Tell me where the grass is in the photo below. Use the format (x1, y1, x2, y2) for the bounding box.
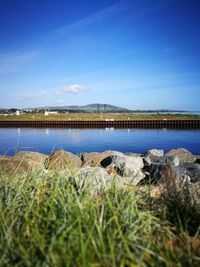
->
(0, 169, 200, 266)
(153, 165, 200, 235)
(0, 112, 200, 121)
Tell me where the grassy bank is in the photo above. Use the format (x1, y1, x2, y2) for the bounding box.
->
(0, 113, 200, 121)
(0, 170, 199, 266)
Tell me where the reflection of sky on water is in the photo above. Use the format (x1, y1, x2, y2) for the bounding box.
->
(0, 128, 200, 156)
(45, 128, 49, 135)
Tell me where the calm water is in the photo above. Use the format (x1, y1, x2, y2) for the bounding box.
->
(0, 127, 200, 156)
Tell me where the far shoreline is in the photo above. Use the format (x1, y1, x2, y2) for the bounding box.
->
(0, 117, 200, 129)
(0, 113, 200, 122)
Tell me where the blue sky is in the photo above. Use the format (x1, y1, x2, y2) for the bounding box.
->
(0, 0, 200, 110)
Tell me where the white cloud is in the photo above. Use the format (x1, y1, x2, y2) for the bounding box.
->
(16, 91, 46, 102)
(54, 84, 88, 95)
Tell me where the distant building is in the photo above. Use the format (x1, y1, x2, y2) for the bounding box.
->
(44, 111, 58, 116)
(16, 110, 20, 116)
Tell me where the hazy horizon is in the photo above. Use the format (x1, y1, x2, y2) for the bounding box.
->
(0, 0, 200, 110)
(0, 103, 200, 113)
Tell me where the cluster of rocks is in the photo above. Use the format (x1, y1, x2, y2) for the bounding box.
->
(0, 148, 200, 196)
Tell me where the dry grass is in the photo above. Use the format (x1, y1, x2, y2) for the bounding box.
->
(0, 112, 200, 121)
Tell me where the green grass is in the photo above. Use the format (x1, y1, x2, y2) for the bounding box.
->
(0, 170, 200, 266)
(0, 112, 200, 121)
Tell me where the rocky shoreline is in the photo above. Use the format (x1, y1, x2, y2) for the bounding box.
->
(1, 147, 200, 216)
(0, 148, 200, 195)
(1, 148, 200, 265)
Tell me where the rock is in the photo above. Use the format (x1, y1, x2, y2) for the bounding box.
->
(145, 149, 164, 158)
(178, 162, 200, 183)
(119, 171, 145, 187)
(81, 151, 112, 166)
(142, 159, 189, 186)
(81, 151, 123, 166)
(104, 150, 124, 156)
(149, 155, 179, 166)
(14, 151, 47, 160)
(124, 152, 142, 157)
(77, 165, 143, 194)
(142, 162, 166, 184)
(100, 154, 144, 184)
(76, 166, 115, 195)
(0, 157, 43, 176)
(0, 151, 48, 176)
(47, 150, 82, 171)
(165, 148, 196, 163)
(144, 156, 166, 165)
(100, 156, 113, 168)
(143, 155, 179, 172)
(188, 182, 200, 207)
(143, 156, 152, 168)
(14, 151, 48, 169)
(195, 156, 200, 164)
(81, 152, 104, 166)
(165, 156, 179, 167)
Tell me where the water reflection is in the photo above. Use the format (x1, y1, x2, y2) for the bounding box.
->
(0, 127, 199, 156)
(105, 127, 115, 131)
(45, 128, 49, 135)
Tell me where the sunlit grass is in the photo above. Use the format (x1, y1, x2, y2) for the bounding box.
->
(0, 169, 200, 266)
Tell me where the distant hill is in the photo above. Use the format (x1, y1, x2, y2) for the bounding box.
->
(2, 104, 191, 114)
(42, 103, 129, 112)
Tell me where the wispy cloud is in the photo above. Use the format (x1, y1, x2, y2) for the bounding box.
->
(16, 91, 46, 102)
(54, 84, 88, 95)
(0, 50, 39, 75)
(48, 0, 133, 39)
(47, 0, 174, 40)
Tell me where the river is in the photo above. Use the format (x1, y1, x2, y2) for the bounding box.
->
(0, 127, 200, 156)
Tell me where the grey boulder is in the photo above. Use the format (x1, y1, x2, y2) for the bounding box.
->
(145, 149, 164, 158)
(165, 148, 196, 163)
(178, 162, 200, 183)
(101, 154, 144, 184)
(143, 160, 190, 186)
(76, 166, 115, 195)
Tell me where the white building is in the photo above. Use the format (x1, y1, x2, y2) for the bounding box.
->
(44, 111, 58, 116)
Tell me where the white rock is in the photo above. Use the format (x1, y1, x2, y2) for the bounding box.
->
(146, 149, 164, 157)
